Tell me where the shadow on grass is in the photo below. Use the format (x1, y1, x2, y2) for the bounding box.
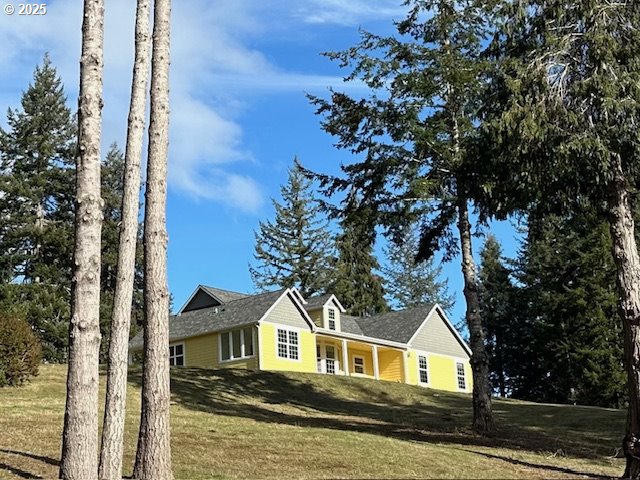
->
(0, 449, 58, 480)
(458, 449, 613, 479)
(128, 367, 623, 469)
(0, 462, 41, 479)
(0, 450, 59, 467)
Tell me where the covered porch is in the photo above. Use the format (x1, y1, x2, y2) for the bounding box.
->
(315, 334, 406, 382)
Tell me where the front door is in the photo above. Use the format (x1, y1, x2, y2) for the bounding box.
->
(325, 345, 336, 374)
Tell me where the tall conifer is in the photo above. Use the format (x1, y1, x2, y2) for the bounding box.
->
(250, 161, 333, 297)
(308, 0, 497, 431)
(481, 0, 640, 470)
(382, 226, 453, 311)
(0, 57, 76, 361)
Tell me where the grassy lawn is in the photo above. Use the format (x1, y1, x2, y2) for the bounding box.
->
(0, 364, 626, 479)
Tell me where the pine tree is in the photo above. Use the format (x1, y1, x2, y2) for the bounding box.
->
(308, 0, 497, 432)
(480, 0, 640, 470)
(478, 234, 518, 398)
(0, 56, 76, 361)
(382, 225, 453, 311)
(508, 212, 625, 408)
(100, 0, 151, 475)
(250, 161, 333, 297)
(133, 0, 173, 476)
(60, 0, 105, 477)
(99, 145, 145, 361)
(332, 208, 388, 316)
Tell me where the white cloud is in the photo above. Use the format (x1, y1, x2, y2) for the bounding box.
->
(0, 0, 399, 213)
(290, 0, 406, 25)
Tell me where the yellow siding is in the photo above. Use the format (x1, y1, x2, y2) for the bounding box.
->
(177, 329, 259, 370)
(406, 350, 472, 393)
(182, 334, 216, 368)
(259, 322, 316, 373)
(378, 349, 404, 382)
(349, 348, 373, 376)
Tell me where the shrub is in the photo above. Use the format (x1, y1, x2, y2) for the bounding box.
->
(0, 314, 42, 387)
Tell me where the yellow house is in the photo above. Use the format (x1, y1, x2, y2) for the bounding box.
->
(128, 285, 473, 393)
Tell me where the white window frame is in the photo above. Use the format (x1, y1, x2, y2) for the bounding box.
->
(275, 326, 301, 362)
(169, 342, 185, 367)
(327, 308, 336, 330)
(353, 355, 365, 375)
(417, 354, 429, 385)
(456, 361, 467, 391)
(218, 327, 256, 363)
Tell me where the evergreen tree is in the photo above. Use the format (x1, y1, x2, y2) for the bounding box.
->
(509, 212, 625, 408)
(332, 207, 388, 316)
(100, 145, 144, 361)
(382, 225, 453, 311)
(0, 56, 76, 362)
(250, 161, 333, 297)
(60, 0, 106, 473)
(480, 0, 640, 470)
(307, 0, 497, 431)
(100, 1, 151, 474)
(478, 234, 518, 397)
(134, 0, 174, 475)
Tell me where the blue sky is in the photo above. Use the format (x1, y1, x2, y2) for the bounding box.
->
(0, 0, 521, 325)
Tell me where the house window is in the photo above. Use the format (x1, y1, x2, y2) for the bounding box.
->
(328, 308, 336, 330)
(169, 343, 184, 366)
(456, 362, 466, 390)
(325, 345, 336, 374)
(220, 327, 255, 362)
(277, 328, 299, 360)
(418, 355, 429, 384)
(353, 356, 365, 374)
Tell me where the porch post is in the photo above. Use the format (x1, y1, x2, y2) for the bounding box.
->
(372, 344, 379, 380)
(403, 351, 409, 384)
(342, 339, 349, 376)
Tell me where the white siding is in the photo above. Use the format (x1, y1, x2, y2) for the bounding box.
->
(262, 293, 312, 330)
(409, 310, 469, 358)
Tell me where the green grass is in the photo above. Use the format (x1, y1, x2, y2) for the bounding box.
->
(0, 365, 626, 479)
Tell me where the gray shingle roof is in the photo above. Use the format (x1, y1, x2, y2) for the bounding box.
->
(340, 314, 364, 335)
(129, 288, 287, 351)
(200, 285, 249, 303)
(353, 304, 435, 344)
(303, 293, 333, 310)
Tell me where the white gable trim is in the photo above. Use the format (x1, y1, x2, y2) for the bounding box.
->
(289, 287, 307, 305)
(406, 304, 472, 357)
(177, 285, 218, 314)
(257, 289, 316, 332)
(325, 294, 346, 313)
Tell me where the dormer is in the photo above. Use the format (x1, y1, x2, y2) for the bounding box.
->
(303, 293, 346, 331)
(179, 285, 249, 313)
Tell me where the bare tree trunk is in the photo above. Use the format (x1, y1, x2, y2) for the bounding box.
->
(98, 1, 152, 478)
(458, 196, 494, 434)
(59, 1, 104, 479)
(133, 0, 173, 477)
(606, 154, 640, 479)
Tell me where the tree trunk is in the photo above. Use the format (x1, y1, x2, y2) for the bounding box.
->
(458, 196, 495, 433)
(59, 1, 104, 479)
(98, 1, 151, 479)
(606, 153, 640, 479)
(133, 0, 173, 477)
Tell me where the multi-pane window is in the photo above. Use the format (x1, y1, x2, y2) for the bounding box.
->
(220, 327, 255, 361)
(328, 308, 336, 330)
(277, 328, 299, 360)
(169, 344, 184, 366)
(456, 362, 466, 390)
(353, 356, 364, 374)
(418, 355, 429, 384)
(325, 345, 336, 374)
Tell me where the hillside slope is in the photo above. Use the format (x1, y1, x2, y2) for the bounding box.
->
(0, 365, 625, 479)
